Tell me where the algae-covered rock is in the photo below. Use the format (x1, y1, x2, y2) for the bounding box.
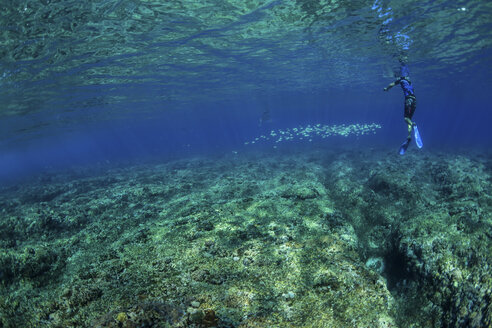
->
(0, 148, 490, 327)
(94, 301, 185, 327)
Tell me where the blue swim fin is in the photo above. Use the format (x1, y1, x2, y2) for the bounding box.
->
(399, 139, 411, 155)
(414, 124, 423, 148)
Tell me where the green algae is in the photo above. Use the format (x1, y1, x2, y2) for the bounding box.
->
(0, 148, 491, 327)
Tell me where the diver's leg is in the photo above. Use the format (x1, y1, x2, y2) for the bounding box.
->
(405, 118, 412, 137)
(404, 97, 416, 139)
(404, 101, 412, 139)
(404, 118, 413, 139)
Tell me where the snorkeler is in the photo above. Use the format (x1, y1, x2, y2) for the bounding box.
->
(383, 63, 419, 154)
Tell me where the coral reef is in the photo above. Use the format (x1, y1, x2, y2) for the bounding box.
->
(0, 147, 490, 327)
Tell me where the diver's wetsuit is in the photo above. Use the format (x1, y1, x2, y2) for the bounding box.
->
(398, 77, 416, 121)
(384, 72, 417, 140)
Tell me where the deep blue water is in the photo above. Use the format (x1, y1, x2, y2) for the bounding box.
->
(0, 0, 491, 184)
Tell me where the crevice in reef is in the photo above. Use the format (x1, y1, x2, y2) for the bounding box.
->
(382, 232, 415, 290)
(372, 229, 436, 328)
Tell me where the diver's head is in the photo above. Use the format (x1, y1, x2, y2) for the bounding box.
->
(399, 64, 410, 78)
(398, 52, 409, 64)
(393, 70, 411, 82)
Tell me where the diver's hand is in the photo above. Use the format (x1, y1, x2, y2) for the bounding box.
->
(383, 87, 388, 92)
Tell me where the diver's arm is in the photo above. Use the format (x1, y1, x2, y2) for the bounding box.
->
(383, 78, 401, 91)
